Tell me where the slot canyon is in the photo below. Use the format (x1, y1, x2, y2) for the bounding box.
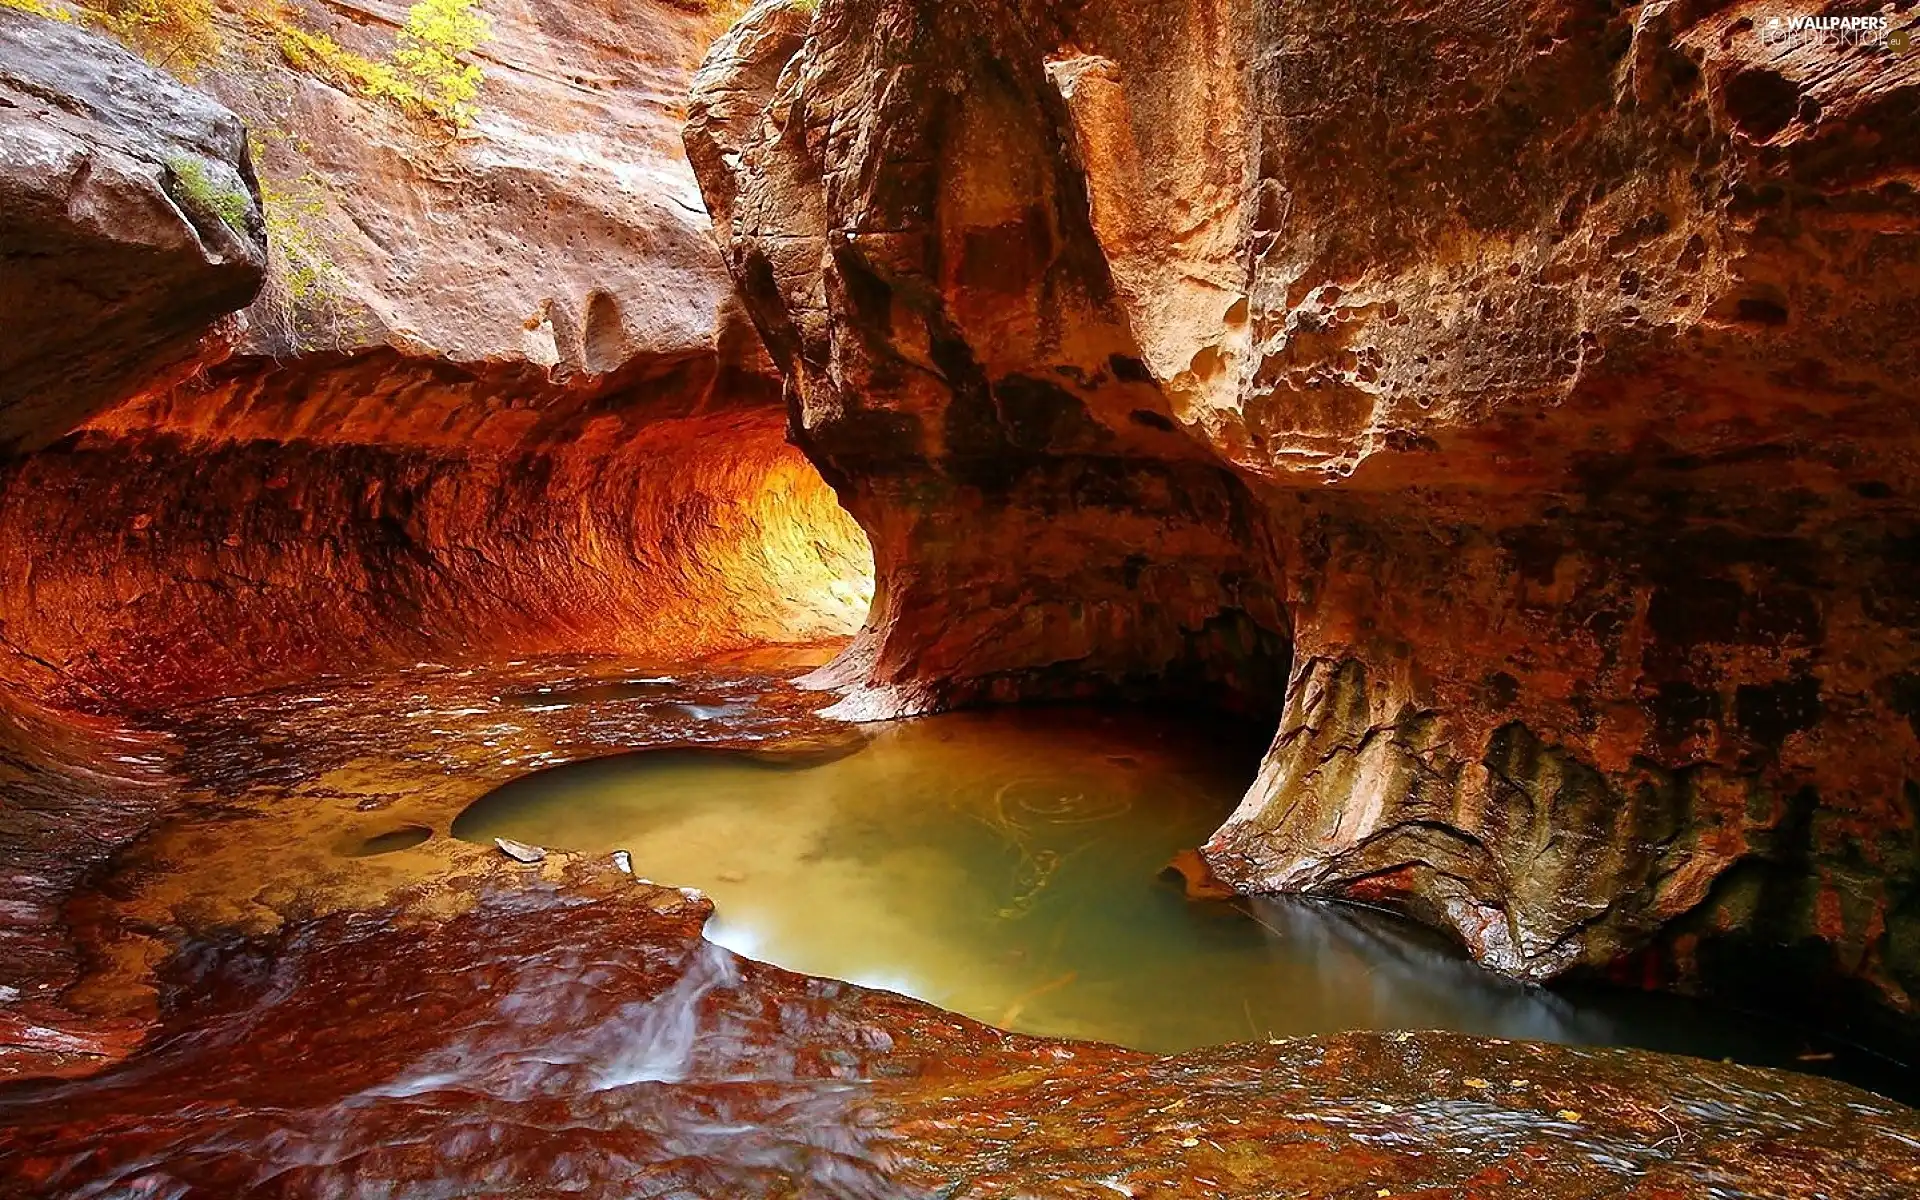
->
(2, 0, 1919, 1193)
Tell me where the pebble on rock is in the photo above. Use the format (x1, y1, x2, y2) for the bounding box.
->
(494, 837, 546, 864)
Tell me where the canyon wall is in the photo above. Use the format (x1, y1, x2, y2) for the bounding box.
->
(690, 0, 1920, 1025)
(0, 0, 871, 712)
(687, 0, 1292, 721)
(0, 1, 876, 1069)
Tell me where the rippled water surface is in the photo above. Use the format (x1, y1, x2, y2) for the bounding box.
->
(454, 707, 1873, 1069)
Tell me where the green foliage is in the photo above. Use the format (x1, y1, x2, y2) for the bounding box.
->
(2, 0, 221, 74)
(11, 1, 495, 135)
(789, 0, 818, 12)
(395, 0, 491, 131)
(97, 0, 221, 73)
(259, 171, 334, 303)
(166, 153, 252, 234)
(272, 21, 418, 110)
(263, 0, 491, 132)
(249, 139, 362, 352)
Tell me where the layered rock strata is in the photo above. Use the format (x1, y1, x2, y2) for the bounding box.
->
(0, 4, 869, 1067)
(1, 395, 870, 710)
(688, 0, 1920, 1025)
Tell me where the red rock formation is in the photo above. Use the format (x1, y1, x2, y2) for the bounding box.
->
(0, 686, 163, 1078)
(687, 0, 1291, 722)
(0, 398, 870, 709)
(200, 0, 760, 382)
(0, 0, 874, 711)
(3, 867, 1917, 1196)
(687, 0, 1920, 1025)
(0, 0, 873, 1068)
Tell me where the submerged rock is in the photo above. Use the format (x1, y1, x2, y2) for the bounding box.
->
(1163, 848, 1236, 901)
(0, 8, 265, 455)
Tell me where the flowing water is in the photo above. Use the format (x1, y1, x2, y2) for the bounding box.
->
(452, 705, 1884, 1076)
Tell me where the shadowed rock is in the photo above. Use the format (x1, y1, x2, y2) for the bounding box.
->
(0, 9, 265, 455)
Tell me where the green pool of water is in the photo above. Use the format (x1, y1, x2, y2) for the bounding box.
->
(451, 706, 1886, 1073)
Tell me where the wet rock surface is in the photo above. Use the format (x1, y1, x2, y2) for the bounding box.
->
(0, 654, 1914, 1193)
(0, 9, 266, 455)
(0, 652, 853, 1077)
(1, 0, 1917, 1190)
(689, 0, 1920, 1024)
(0, 690, 169, 1079)
(1, 869, 1916, 1198)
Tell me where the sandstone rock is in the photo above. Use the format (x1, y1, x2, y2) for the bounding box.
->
(688, 0, 1920, 1030)
(200, 0, 770, 400)
(1162, 847, 1235, 901)
(2, 884, 1915, 1194)
(0, 8, 265, 456)
(0, 1, 872, 711)
(688, 0, 1291, 723)
(0, 405, 872, 708)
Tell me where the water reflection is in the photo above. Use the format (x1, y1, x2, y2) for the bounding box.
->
(453, 706, 1879, 1077)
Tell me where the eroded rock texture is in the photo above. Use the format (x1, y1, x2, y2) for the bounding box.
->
(0, 10, 266, 455)
(688, 0, 1291, 721)
(0, 0, 872, 712)
(209, 0, 758, 384)
(689, 0, 1920, 1023)
(2, 395, 869, 710)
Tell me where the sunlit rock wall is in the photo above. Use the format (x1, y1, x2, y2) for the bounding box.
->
(0, 1, 878, 1071)
(687, 0, 1292, 722)
(689, 0, 1920, 1021)
(0, 0, 873, 711)
(1, 397, 870, 710)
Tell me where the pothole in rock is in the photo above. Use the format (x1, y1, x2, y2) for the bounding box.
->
(452, 704, 1885, 1085)
(341, 824, 434, 858)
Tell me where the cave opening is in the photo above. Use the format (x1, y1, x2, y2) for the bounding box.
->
(0, 408, 878, 709)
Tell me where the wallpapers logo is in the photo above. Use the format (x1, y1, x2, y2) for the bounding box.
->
(1758, 12, 1909, 52)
